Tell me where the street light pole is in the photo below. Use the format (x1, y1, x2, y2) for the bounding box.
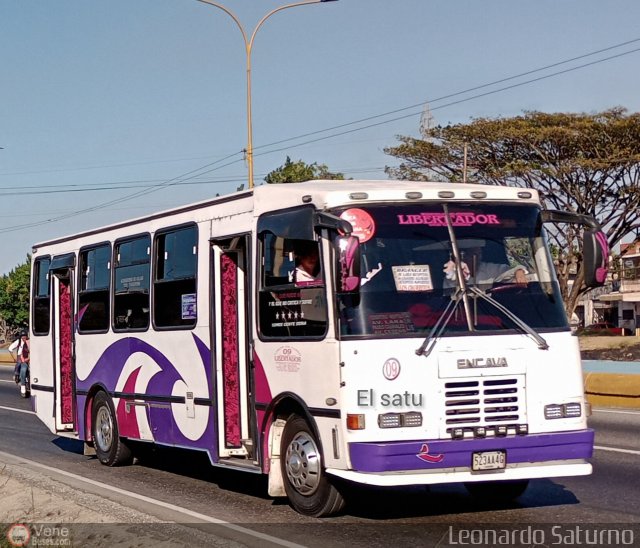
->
(195, 0, 337, 189)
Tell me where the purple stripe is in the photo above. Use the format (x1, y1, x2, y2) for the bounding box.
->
(349, 430, 594, 472)
(77, 334, 217, 458)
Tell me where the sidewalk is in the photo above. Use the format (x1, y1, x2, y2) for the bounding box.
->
(0, 454, 236, 547)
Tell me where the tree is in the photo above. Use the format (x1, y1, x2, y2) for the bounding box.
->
(0, 255, 31, 336)
(384, 108, 640, 314)
(264, 156, 344, 185)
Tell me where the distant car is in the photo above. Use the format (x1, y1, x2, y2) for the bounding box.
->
(579, 322, 629, 336)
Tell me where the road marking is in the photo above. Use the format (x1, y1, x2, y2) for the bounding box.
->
(0, 449, 304, 548)
(0, 404, 35, 415)
(0, 379, 17, 384)
(594, 445, 640, 456)
(593, 408, 640, 416)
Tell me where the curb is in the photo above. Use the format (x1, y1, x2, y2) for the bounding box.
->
(583, 372, 640, 409)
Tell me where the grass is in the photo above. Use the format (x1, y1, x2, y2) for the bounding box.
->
(578, 335, 640, 351)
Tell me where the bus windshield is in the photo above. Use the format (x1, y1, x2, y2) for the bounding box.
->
(334, 203, 567, 338)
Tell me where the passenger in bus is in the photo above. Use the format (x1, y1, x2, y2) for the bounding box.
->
(294, 241, 323, 286)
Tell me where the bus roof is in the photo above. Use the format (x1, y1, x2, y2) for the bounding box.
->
(32, 179, 539, 250)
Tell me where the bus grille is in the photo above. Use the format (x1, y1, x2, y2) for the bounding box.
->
(442, 376, 525, 437)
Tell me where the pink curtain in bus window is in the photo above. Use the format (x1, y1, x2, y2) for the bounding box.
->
(221, 253, 241, 447)
(59, 281, 74, 425)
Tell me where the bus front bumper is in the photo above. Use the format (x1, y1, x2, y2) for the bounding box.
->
(326, 429, 593, 487)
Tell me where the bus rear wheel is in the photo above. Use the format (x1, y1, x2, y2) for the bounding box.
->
(465, 479, 529, 501)
(91, 391, 133, 466)
(281, 415, 345, 517)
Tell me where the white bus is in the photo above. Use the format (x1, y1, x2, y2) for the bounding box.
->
(29, 180, 608, 517)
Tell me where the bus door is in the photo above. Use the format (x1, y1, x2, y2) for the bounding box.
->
(211, 236, 255, 461)
(50, 254, 76, 432)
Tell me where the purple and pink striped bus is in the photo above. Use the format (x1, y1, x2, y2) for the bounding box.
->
(29, 180, 607, 516)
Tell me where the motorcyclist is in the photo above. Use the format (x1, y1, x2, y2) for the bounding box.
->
(8, 331, 30, 397)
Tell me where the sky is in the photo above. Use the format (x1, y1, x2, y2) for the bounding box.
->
(1, 0, 640, 275)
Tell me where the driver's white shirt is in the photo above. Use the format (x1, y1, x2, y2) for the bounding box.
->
(474, 262, 510, 285)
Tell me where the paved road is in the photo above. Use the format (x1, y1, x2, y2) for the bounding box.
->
(1, 365, 639, 547)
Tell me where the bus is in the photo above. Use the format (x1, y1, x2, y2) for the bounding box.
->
(29, 180, 608, 517)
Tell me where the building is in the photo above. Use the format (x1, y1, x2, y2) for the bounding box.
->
(591, 238, 640, 333)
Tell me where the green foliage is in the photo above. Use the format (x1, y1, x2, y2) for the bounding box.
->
(0, 255, 31, 331)
(385, 108, 640, 314)
(264, 156, 345, 185)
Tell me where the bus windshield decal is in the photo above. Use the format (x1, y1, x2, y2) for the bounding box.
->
(340, 208, 376, 242)
(397, 213, 500, 226)
(392, 265, 434, 292)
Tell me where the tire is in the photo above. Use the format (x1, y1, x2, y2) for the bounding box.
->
(280, 415, 345, 517)
(91, 391, 133, 466)
(465, 479, 529, 501)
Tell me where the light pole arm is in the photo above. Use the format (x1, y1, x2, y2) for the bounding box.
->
(195, 1, 249, 46)
(195, 0, 335, 189)
(248, 0, 329, 51)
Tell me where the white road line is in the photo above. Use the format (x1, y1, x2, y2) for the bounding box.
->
(593, 408, 640, 415)
(0, 379, 17, 384)
(0, 404, 35, 415)
(594, 445, 640, 456)
(0, 449, 304, 548)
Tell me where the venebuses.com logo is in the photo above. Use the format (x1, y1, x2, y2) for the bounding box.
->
(6, 524, 30, 547)
(5, 523, 71, 547)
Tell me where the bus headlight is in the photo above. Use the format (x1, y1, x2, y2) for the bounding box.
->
(545, 402, 582, 419)
(378, 412, 423, 428)
(563, 402, 582, 418)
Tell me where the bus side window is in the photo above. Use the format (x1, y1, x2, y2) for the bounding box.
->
(153, 225, 197, 329)
(32, 256, 52, 336)
(258, 233, 327, 339)
(78, 244, 111, 333)
(113, 234, 151, 332)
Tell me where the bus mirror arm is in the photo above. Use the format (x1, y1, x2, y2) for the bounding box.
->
(541, 210, 601, 230)
(314, 212, 353, 235)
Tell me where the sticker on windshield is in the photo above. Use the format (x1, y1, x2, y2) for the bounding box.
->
(392, 265, 433, 292)
(340, 208, 375, 243)
(397, 212, 500, 227)
(370, 312, 416, 335)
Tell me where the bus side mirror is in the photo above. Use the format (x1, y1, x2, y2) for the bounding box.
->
(583, 229, 609, 288)
(335, 236, 361, 293)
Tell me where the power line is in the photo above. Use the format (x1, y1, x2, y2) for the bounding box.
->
(1, 39, 639, 232)
(252, 37, 640, 153)
(254, 45, 640, 157)
(0, 151, 245, 234)
(2, 37, 638, 183)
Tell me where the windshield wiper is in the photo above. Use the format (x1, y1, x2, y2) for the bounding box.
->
(415, 289, 464, 357)
(415, 286, 549, 358)
(468, 286, 549, 350)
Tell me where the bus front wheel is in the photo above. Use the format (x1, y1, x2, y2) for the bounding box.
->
(91, 391, 133, 467)
(281, 415, 345, 517)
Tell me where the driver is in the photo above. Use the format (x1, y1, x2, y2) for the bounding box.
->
(444, 240, 527, 287)
(463, 244, 528, 285)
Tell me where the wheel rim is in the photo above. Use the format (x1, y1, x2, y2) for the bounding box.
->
(95, 405, 114, 452)
(284, 431, 321, 496)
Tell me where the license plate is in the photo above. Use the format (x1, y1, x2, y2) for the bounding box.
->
(472, 450, 506, 471)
